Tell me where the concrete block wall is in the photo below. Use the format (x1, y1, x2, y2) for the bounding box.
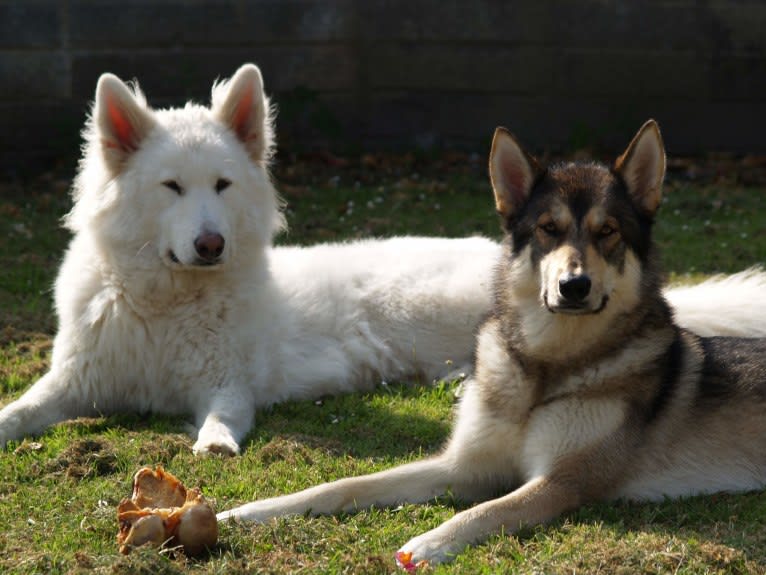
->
(1, 0, 765, 174)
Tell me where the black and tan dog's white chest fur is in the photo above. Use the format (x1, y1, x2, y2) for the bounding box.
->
(218, 121, 766, 565)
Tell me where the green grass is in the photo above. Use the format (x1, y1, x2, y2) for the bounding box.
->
(0, 158, 765, 574)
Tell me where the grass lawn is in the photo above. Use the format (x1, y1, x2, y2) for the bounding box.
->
(0, 154, 765, 574)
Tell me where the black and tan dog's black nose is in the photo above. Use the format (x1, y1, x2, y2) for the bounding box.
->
(559, 273, 591, 302)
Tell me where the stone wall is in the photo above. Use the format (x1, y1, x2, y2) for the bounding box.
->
(2, 0, 765, 173)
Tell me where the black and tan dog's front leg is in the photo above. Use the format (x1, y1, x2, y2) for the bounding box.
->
(218, 457, 457, 522)
(396, 474, 582, 565)
(217, 454, 500, 523)
(396, 408, 630, 566)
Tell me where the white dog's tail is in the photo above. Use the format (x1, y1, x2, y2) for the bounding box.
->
(665, 267, 766, 337)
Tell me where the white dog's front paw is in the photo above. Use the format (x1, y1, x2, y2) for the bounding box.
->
(0, 412, 22, 449)
(193, 426, 240, 456)
(0, 428, 11, 449)
(396, 528, 462, 568)
(192, 437, 240, 456)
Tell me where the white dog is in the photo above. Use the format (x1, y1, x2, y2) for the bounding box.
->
(1, 63, 764, 456)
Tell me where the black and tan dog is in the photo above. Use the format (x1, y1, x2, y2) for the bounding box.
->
(218, 121, 766, 565)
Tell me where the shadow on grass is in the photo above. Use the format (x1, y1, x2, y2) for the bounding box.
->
(244, 382, 454, 460)
(501, 491, 766, 572)
(5, 381, 452, 474)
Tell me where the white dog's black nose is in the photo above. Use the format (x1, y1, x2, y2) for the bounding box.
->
(194, 232, 225, 261)
(559, 273, 591, 302)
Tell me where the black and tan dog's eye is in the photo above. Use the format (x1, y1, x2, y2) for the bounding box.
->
(540, 221, 559, 235)
(215, 178, 231, 194)
(599, 223, 616, 237)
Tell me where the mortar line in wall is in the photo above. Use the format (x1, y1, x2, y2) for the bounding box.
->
(320, 90, 751, 104)
(52, 45, 766, 61)
(4, 92, 757, 106)
(348, 42, 763, 59)
(64, 41, 357, 52)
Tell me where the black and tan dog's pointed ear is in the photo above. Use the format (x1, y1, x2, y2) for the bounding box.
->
(489, 127, 539, 220)
(614, 120, 666, 217)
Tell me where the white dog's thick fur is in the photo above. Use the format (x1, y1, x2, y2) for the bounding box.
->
(664, 268, 766, 337)
(1, 64, 765, 456)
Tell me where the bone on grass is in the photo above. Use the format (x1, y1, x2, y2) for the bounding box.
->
(117, 466, 218, 555)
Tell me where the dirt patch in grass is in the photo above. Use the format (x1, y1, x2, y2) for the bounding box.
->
(136, 434, 193, 466)
(0, 326, 52, 349)
(45, 438, 119, 479)
(0, 328, 52, 396)
(85, 546, 190, 575)
(256, 434, 344, 466)
(697, 541, 755, 572)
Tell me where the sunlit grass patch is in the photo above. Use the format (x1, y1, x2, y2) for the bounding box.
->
(0, 162, 764, 573)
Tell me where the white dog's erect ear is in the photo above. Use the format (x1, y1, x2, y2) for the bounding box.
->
(489, 127, 539, 220)
(94, 73, 154, 171)
(614, 120, 666, 217)
(212, 63, 273, 162)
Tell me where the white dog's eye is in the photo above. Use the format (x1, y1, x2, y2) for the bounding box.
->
(215, 178, 231, 194)
(163, 180, 183, 195)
